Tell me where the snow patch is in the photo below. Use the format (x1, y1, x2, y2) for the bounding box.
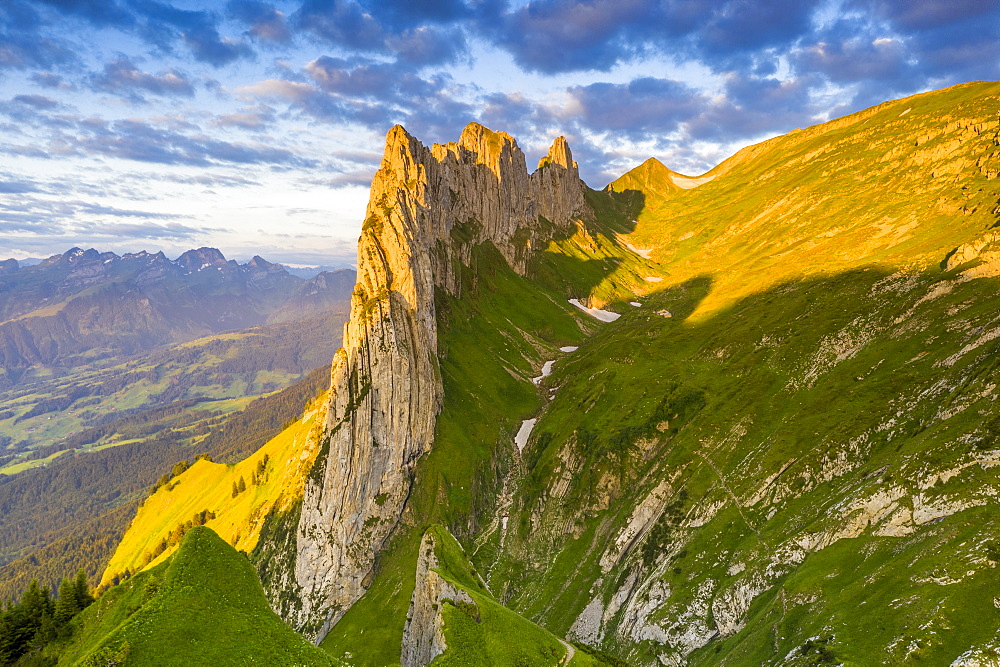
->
(568, 298, 620, 322)
(532, 361, 555, 385)
(899, 107, 912, 117)
(624, 242, 653, 259)
(644, 276, 663, 282)
(514, 419, 537, 453)
(559, 346, 578, 352)
(670, 173, 716, 189)
(629, 302, 642, 307)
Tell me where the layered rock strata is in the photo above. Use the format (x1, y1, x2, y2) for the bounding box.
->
(290, 123, 589, 639)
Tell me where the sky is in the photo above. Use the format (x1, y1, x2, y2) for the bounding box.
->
(0, 0, 997, 267)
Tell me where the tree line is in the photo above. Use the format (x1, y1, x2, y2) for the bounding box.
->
(0, 570, 93, 666)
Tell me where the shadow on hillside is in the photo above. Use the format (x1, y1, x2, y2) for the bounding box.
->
(524, 187, 653, 303)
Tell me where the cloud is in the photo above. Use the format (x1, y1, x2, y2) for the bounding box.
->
(486, 0, 655, 73)
(91, 56, 195, 99)
(30, 71, 73, 89)
(240, 59, 476, 139)
(213, 105, 276, 130)
(6, 0, 254, 68)
(0, 111, 316, 169)
(293, 0, 469, 67)
(0, 175, 44, 194)
(92, 221, 204, 238)
(12, 94, 60, 110)
(226, 0, 291, 42)
(567, 78, 708, 139)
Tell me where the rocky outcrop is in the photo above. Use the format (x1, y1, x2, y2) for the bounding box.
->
(400, 530, 476, 667)
(290, 123, 589, 640)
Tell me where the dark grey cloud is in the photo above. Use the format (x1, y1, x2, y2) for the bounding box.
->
(91, 56, 196, 99)
(226, 0, 291, 42)
(293, 0, 469, 67)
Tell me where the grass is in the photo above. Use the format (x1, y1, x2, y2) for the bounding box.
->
(424, 525, 612, 666)
(80, 81, 1000, 665)
(52, 526, 340, 666)
(102, 394, 328, 586)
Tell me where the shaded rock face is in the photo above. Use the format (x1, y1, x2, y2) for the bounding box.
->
(290, 123, 589, 640)
(399, 531, 475, 667)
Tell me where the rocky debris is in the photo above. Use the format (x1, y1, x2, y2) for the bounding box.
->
(291, 123, 590, 640)
(946, 232, 1000, 277)
(400, 531, 475, 667)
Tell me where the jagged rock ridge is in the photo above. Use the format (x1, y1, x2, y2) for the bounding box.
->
(290, 123, 590, 639)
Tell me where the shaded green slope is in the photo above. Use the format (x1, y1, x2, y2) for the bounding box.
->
(53, 526, 338, 666)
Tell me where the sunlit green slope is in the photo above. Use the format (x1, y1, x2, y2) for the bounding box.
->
(486, 80, 1000, 664)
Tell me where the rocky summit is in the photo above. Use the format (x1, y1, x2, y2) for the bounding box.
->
(24, 81, 1000, 666)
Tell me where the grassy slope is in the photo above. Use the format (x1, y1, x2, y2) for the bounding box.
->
(102, 391, 328, 586)
(424, 525, 607, 667)
(485, 80, 1000, 664)
(53, 526, 339, 666)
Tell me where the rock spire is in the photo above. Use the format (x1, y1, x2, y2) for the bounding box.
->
(289, 122, 589, 640)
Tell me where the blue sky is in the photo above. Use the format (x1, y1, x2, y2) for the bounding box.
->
(0, 0, 997, 266)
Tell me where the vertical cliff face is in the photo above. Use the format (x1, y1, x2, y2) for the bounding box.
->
(289, 123, 589, 640)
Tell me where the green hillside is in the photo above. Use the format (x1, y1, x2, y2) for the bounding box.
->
(50, 526, 339, 666)
(318, 81, 1000, 664)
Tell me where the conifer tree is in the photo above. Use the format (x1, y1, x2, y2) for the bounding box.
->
(74, 569, 94, 609)
(53, 577, 78, 625)
(238, 476, 247, 493)
(232, 481, 239, 497)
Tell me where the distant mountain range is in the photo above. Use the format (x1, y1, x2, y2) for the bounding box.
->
(0, 246, 355, 386)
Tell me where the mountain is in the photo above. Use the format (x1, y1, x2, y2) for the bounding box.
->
(69, 80, 1000, 666)
(0, 247, 354, 606)
(41, 526, 340, 665)
(281, 264, 353, 280)
(0, 246, 353, 387)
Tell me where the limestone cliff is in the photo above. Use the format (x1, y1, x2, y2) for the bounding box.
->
(289, 123, 589, 639)
(400, 530, 476, 667)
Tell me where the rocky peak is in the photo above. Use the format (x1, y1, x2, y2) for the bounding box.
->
(247, 255, 274, 270)
(539, 135, 576, 170)
(175, 247, 227, 272)
(290, 122, 592, 641)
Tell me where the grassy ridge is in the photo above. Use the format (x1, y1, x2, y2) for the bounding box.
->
(53, 526, 339, 666)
